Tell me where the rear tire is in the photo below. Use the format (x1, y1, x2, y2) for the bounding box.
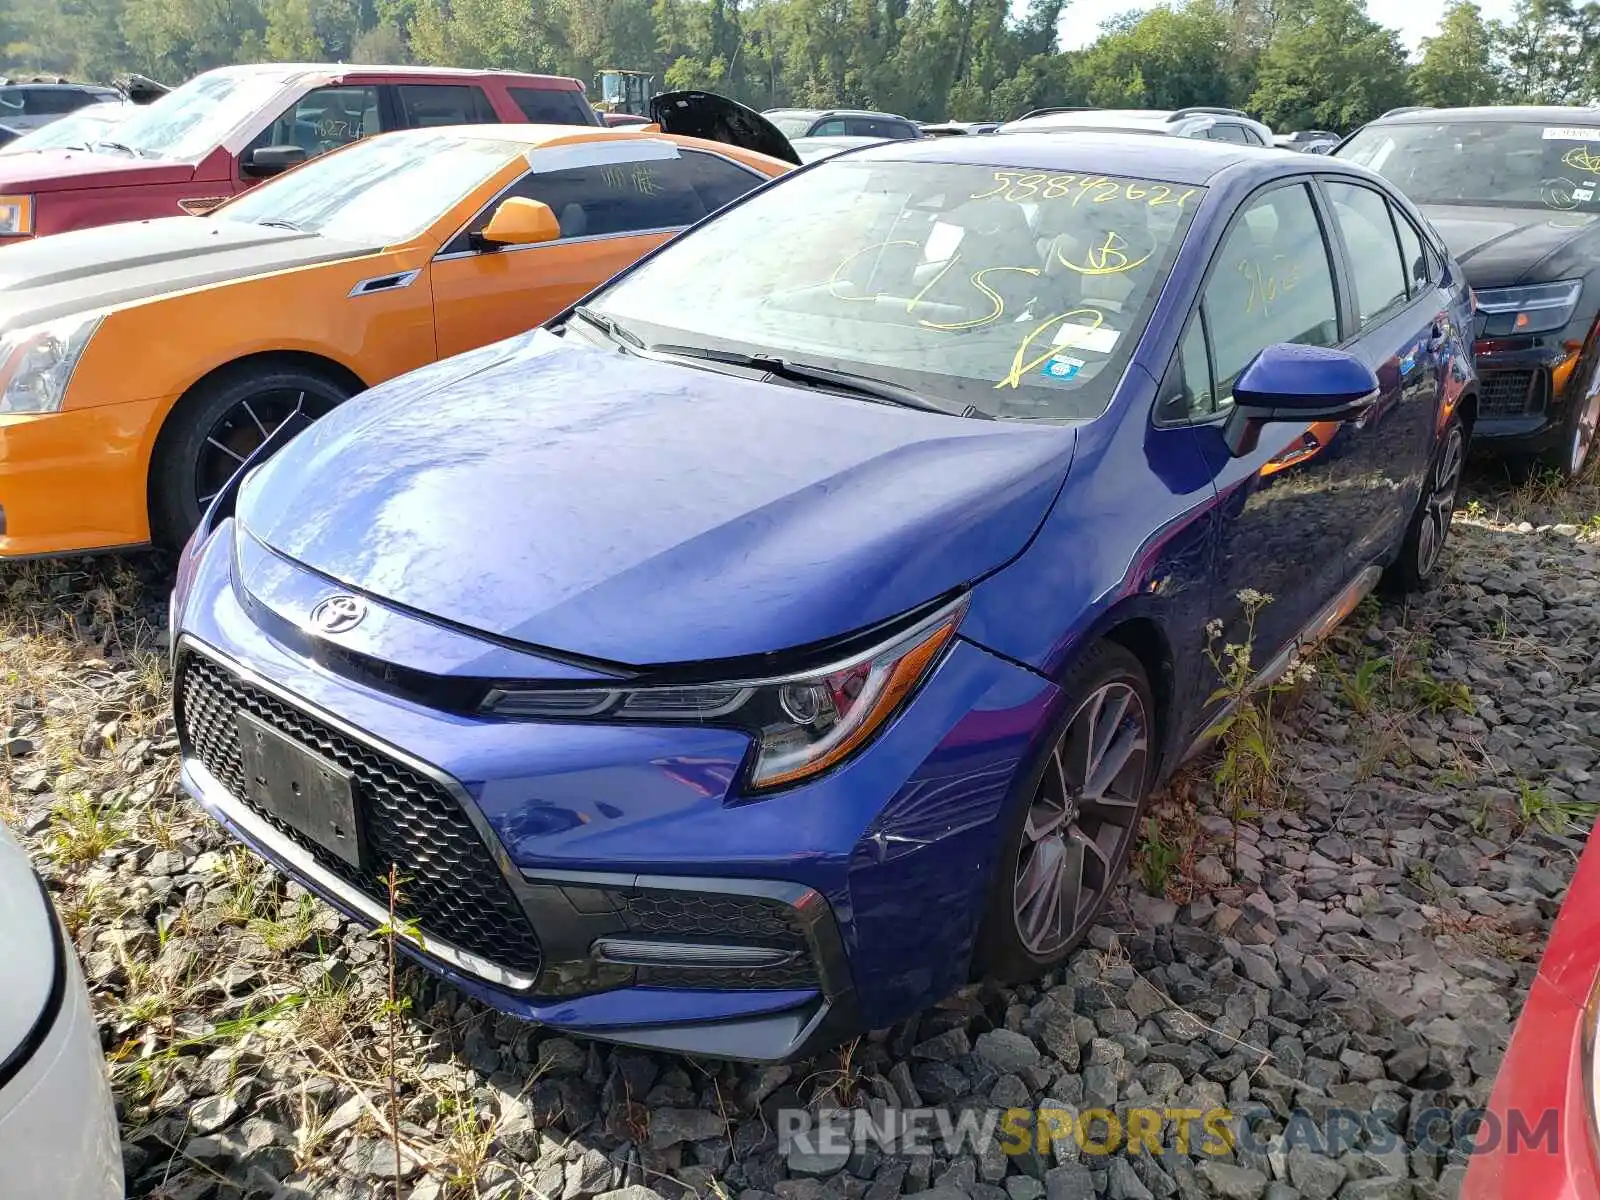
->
(150, 365, 352, 550)
(975, 641, 1155, 983)
(1382, 416, 1464, 596)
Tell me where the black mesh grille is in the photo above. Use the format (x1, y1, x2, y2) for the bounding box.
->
(176, 652, 544, 978)
(623, 888, 818, 990)
(1479, 369, 1539, 417)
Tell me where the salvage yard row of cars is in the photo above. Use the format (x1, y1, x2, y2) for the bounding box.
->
(4, 68, 1600, 1197)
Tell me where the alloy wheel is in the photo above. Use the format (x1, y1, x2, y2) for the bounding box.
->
(1570, 388, 1600, 479)
(1416, 424, 1464, 579)
(194, 389, 314, 511)
(1012, 681, 1148, 958)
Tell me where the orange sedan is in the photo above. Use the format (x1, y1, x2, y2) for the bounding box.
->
(0, 100, 796, 557)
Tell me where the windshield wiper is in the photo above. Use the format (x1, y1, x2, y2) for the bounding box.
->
(648, 343, 987, 418)
(570, 305, 645, 350)
(255, 218, 304, 231)
(91, 139, 138, 157)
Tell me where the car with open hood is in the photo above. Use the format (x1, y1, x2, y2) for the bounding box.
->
(0, 62, 604, 242)
(1337, 105, 1600, 477)
(171, 133, 1475, 1061)
(0, 99, 795, 558)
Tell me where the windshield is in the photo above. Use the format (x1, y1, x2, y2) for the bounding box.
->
(215, 132, 518, 245)
(2, 105, 127, 152)
(589, 158, 1200, 419)
(108, 68, 297, 160)
(1339, 119, 1600, 211)
(768, 113, 815, 138)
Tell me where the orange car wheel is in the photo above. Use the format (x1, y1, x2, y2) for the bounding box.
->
(149, 364, 354, 551)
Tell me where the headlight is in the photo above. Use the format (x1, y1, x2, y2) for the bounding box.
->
(483, 596, 967, 791)
(0, 194, 32, 236)
(1474, 279, 1583, 337)
(0, 313, 103, 414)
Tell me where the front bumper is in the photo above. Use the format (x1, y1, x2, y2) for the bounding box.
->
(172, 521, 1061, 1059)
(0, 399, 170, 557)
(1471, 332, 1598, 456)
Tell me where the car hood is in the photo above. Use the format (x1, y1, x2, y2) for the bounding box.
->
(0, 145, 197, 190)
(650, 90, 801, 166)
(239, 332, 1076, 667)
(0, 215, 381, 333)
(1419, 203, 1600, 288)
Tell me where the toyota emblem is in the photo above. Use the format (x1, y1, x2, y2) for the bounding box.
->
(310, 594, 366, 635)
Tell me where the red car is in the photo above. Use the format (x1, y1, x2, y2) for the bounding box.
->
(0, 63, 600, 240)
(1462, 832, 1600, 1198)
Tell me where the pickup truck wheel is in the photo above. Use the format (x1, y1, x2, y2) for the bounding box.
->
(150, 366, 352, 551)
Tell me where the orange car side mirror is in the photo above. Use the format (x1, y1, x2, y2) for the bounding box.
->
(479, 198, 561, 248)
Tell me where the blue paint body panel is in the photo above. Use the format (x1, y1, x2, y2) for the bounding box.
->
(172, 137, 1478, 1060)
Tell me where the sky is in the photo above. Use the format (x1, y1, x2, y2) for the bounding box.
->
(1056, 0, 1519, 55)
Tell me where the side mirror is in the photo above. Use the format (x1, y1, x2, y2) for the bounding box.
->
(475, 197, 561, 250)
(242, 144, 307, 178)
(1222, 343, 1378, 457)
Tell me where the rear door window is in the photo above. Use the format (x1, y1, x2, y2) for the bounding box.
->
(678, 149, 765, 212)
(397, 84, 497, 128)
(811, 118, 848, 136)
(1324, 180, 1410, 327)
(1210, 123, 1249, 143)
(509, 87, 595, 126)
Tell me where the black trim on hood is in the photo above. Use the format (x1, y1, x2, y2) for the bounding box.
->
(0, 872, 67, 1093)
(649, 91, 801, 165)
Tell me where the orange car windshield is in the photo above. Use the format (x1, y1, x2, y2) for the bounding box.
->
(216, 132, 521, 245)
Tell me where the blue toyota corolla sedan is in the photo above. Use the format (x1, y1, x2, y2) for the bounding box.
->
(171, 133, 1476, 1061)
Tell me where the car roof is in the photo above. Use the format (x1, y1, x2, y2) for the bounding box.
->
(765, 107, 910, 120)
(843, 130, 1317, 186)
(206, 62, 583, 86)
(1370, 104, 1600, 125)
(379, 123, 780, 159)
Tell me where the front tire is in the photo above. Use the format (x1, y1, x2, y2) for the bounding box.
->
(1536, 382, 1600, 481)
(976, 641, 1155, 982)
(1383, 416, 1465, 596)
(150, 365, 352, 551)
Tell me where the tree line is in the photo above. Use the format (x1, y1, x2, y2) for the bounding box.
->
(0, 0, 1590, 134)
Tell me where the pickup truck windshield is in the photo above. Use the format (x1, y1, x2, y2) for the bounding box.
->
(109, 68, 296, 161)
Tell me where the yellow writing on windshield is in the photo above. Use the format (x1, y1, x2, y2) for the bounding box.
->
(1562, 145, 1600, 174)
(1055, 231, 1151, 276)
(828, 239, 923, 301)
(917, 265, 1043, 330)
(971, 171, 1196, 210)
(996, 308, 1108, 390)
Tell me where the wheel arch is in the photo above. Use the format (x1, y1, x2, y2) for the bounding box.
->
(145, 349, 368, 535)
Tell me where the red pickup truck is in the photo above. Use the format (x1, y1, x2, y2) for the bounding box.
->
(0, 63, 601, 240)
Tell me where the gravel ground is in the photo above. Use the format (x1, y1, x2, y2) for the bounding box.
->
(2, 464, 1597, 1200)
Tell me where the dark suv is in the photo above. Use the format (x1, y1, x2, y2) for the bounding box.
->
(1337, 106, 1600, 477)
(763, 108, 922, 141)
(0, 81, 121, 144)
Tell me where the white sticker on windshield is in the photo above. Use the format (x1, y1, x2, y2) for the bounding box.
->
(1577, 188, 1596, 202)
(1543, 127, 1600, 141)
(1052, 322, 1119, 353)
